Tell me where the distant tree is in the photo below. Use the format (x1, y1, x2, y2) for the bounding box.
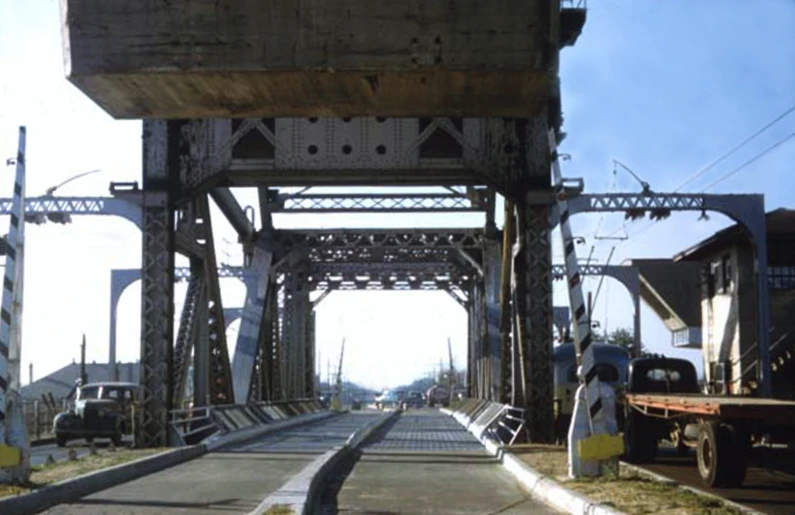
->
(601, 327, 652, 358)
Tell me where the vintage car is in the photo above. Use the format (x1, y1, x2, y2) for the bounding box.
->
(53, 382, 137, 447)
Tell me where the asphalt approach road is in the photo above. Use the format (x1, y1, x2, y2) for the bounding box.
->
(30, 437, 134, 467)
(641, 446, 795, 515)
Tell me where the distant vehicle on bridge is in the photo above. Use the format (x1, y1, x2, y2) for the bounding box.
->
(53, 382, 137, 447)
(403, 391, 425, 409)
(374, 390, 399, 410)
(552, 341, 631, 443)
(425, 384, 451, 407)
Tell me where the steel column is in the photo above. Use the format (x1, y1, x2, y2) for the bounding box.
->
(306, 308, 316, 398)
(173, 261, 203, 408)
(483, 239, 502, 400)
(139, 120, 175, 448)
(517, 201, 554, 443)
(193, 283, 209, 408)
(194, 195, 235, 405)
(231, 244, 273, 403)
(467, 292, 476, 398)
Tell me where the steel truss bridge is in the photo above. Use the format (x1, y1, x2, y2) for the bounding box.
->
(1, 182, 771, 449)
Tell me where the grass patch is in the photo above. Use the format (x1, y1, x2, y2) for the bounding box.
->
(265, 505, 295, 514)
(511, 447, 745, 515)
(0, 447, 167, 499)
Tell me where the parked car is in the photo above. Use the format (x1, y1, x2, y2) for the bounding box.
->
(53, 382, 137, 447)
(403, 391, 425, 408)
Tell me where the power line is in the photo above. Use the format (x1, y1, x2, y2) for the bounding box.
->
(600, 105, 795, 242)
(699, 131, 795, 192)
(619, 130, 795, 242)
(675, 103, 795, 193)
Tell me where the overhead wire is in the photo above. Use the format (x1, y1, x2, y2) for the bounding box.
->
(675, 103, 795, 193)
(600, 103, 795, 242)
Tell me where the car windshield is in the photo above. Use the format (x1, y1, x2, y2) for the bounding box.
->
(102, 387, 134, 400)
(78, 386, 100, 400)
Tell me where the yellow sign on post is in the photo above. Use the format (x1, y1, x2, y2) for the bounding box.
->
(577, 433, 625, 462)
(0, 445, 21, 468)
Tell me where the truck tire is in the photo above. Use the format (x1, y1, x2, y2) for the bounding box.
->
(697, 422, 747, 488)
(111, 431, 123, 447)
(624, 411, 658, 463)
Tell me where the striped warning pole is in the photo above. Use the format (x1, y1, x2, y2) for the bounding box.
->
(547, 130, 605, 435)
(0, 126, 25, 445)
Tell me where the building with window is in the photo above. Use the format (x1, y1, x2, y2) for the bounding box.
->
(673, 208, 795, 398)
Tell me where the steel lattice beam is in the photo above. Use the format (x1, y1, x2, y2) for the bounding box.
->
(271, 193, 486, 213)
(269, 227, 484, 250)
(0, 196, 141, 227)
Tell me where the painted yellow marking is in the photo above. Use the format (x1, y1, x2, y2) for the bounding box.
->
(0, 444, 21, 467)
(578, 433, 625, 461)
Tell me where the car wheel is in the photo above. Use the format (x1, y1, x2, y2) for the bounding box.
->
(56, 433, 68, 448)
(85, 436, 94, 443)
(111, 432, 123, 447)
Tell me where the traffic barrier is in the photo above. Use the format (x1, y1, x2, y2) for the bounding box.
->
(444, 400, 627, 515)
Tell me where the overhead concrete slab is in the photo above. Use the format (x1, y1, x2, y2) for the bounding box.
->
(60, 0, 562, 118)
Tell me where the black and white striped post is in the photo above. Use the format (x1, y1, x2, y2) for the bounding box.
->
(0, 126, 25, 455)
(548, 130, 619, 477)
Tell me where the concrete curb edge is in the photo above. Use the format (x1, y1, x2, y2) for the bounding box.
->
(249, 409, 401, 515)
(0, 410, 336, 515)
(442, 407, 628, 515)
(0, 446, 204, 515)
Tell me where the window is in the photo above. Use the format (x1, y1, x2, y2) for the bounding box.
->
(721, 254, 732, 293)
(102, 388, 120, 400)
(78, 386, 100, 400)
(646, 369, 683, 382)
(711, 260, 723, 295)
(769, 266, 795, 290)
(566, 364, 620, 383)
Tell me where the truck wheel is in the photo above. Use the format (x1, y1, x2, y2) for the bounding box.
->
(56, 433, 68, 448)
(697, 422, 746, 487)
(111, 432, 123, 447)
(85, 436, 94, 443)
(624, 412, 658, 463)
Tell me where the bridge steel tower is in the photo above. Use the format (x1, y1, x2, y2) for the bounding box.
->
(60, 0, 588, 446)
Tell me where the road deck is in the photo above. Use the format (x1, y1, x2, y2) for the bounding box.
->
(42, 412, 381, 515)
(319, 409, 558, 514)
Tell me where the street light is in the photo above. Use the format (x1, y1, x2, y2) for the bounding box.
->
(44, 169, 101, 196)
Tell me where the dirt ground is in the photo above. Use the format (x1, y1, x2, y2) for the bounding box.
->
(510, 445, 743, 515)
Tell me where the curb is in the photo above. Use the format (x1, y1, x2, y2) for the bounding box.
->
(249, 410, 401, 515)
(618, 461, 768, 515)
(442, 408, 628, 515)
(0, 446, 204, 515)
(0, 410, 336, 515)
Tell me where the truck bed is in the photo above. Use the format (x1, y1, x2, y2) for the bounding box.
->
(623, 393, 795, 424)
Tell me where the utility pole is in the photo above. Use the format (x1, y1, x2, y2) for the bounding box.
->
(447, 338, 456, 405)
(331, 339, 345, 410)
(80, 335, 88, 386)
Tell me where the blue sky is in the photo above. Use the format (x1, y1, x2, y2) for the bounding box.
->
(0, 1, 793, 389)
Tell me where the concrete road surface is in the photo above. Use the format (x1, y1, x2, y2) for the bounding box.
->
(42, 412, 382, 515)
(318, 410, 560, 514)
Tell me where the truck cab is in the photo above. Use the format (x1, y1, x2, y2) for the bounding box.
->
(53, 382, 138, 447)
